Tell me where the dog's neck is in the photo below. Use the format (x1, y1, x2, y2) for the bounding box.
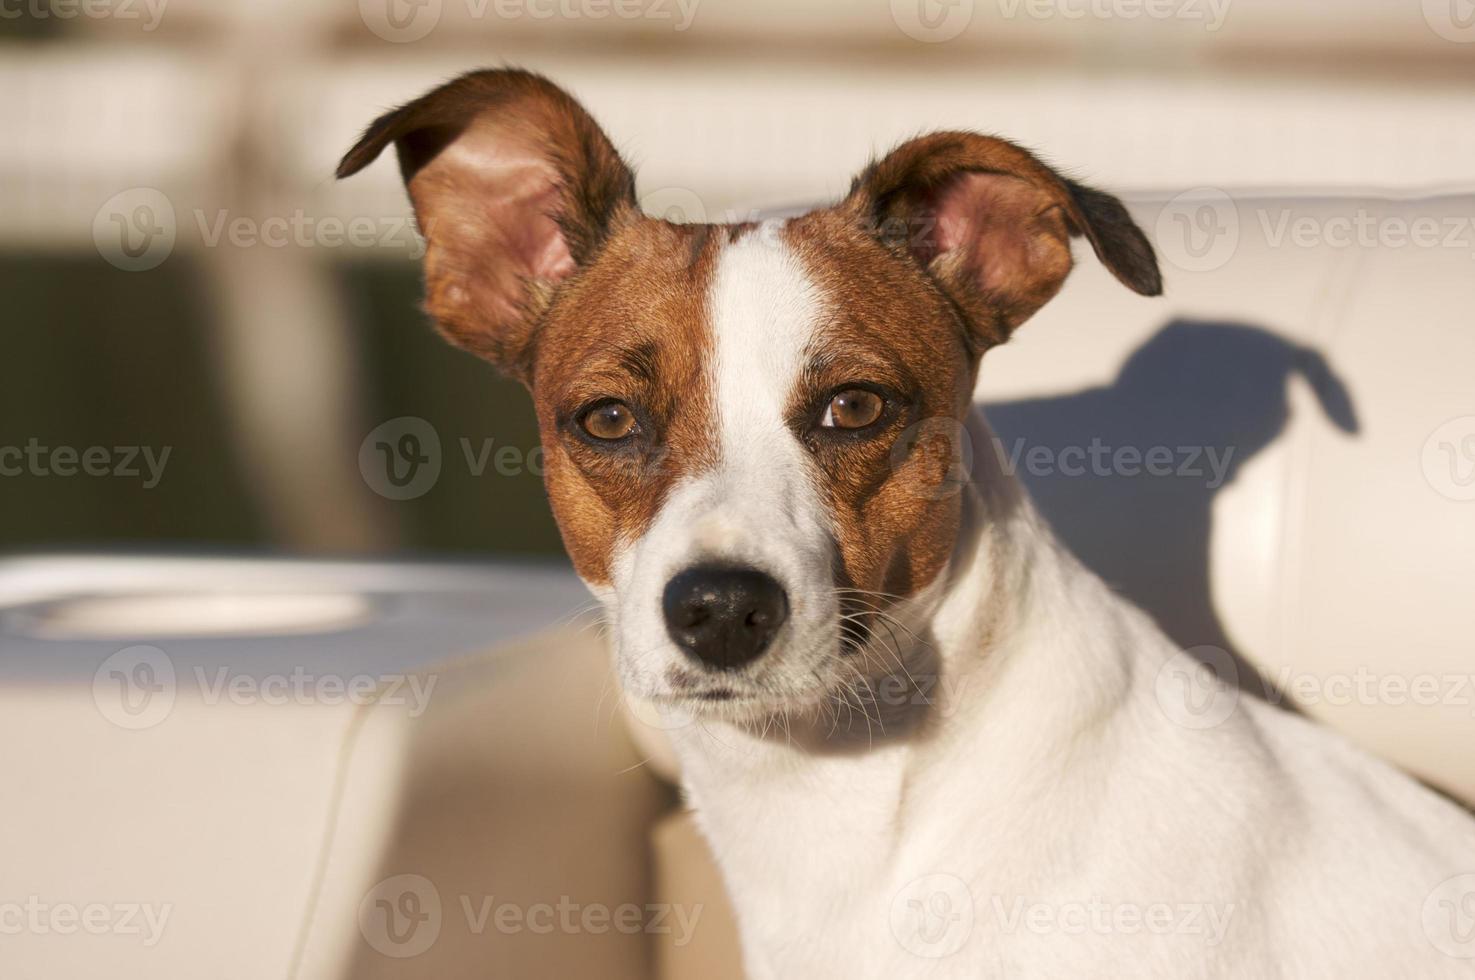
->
(662, 409, 1140, 913)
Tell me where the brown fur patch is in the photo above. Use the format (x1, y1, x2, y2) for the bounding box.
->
(782, 210, 977, 607)
(844, 130, 1161, 345)
(531, 219, 723, 585)
(336, 69, 639, 381)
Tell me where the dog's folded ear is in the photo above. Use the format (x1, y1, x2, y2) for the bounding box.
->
(337, 69, 636, 380)
(843, 132, 1161, 348)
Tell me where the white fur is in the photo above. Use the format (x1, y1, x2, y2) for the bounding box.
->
(606, 226, 1475, 978)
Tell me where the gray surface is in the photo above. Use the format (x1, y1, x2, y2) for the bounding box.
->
(0, 555, 594, 683)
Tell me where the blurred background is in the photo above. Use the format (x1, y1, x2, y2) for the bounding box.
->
(3, 0, 1474, 560)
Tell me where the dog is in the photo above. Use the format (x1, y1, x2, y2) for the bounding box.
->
(340, 69, 1475, 978)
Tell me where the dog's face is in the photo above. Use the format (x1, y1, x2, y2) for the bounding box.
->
(340, 70, 1159, 720)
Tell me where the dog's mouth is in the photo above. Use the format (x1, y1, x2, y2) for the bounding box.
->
(650, 630, 859, 720)
(689, 687, 739, 702)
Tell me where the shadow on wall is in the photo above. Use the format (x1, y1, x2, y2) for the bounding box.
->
(982, 320, 1359, 699)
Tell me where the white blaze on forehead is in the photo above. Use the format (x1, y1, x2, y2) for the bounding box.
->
(709, 222, 821, 475)
(605, 221, 842, 695)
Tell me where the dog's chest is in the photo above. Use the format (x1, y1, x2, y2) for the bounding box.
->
(673, 736, 957, 962)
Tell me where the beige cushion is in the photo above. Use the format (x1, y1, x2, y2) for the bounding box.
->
(303, 625, 670, 979)
(650, 812, 744, 980)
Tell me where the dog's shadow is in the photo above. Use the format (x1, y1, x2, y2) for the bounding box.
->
(803, 320, 1359, 753)
(983, 319, 1359, 700)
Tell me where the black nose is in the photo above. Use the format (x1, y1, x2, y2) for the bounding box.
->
(662, 565, 789, 671)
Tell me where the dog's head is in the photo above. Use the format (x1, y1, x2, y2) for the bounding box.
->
(340, 69, 1160, 721)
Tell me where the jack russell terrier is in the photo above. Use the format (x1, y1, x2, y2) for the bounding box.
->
(340, 69, 1475, 978)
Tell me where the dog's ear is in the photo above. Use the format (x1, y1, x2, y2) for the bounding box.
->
(337, 69, 637, 381)
(843, 131, 1161, 348)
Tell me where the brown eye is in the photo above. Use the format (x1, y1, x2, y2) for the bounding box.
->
(580, 401, 638, 441)
(822, 388, 885, 430)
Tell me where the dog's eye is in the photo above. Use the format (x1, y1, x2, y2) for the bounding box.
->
(821, 388, 885, 430)
(580, 401, 638, 441)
